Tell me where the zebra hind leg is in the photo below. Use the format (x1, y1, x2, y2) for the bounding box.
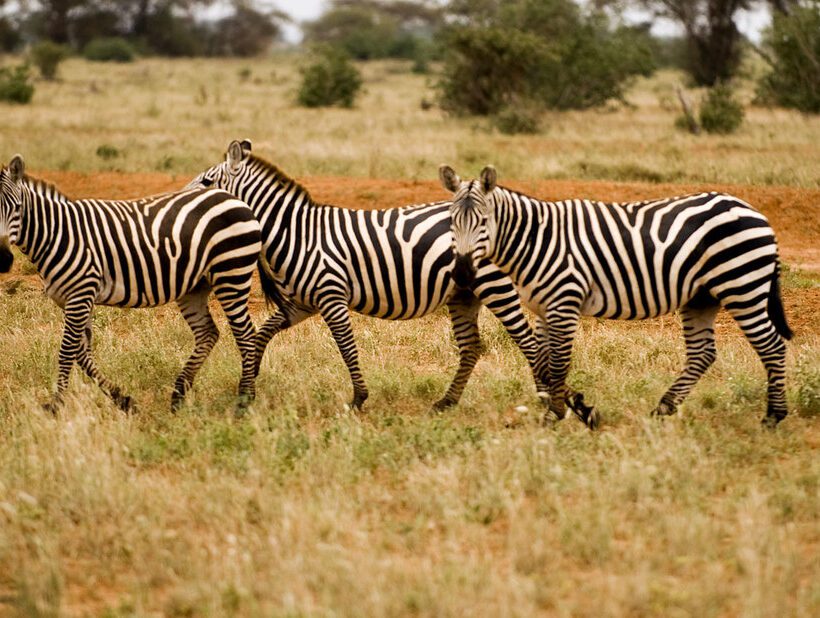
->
(173, 287, 219, 412)
(77, 325, 135, 413)
(651, 303, 719, 419)
(254, 308, 314, 377)
(212, 279, 258, 415)
(725, 304, 789, 428)
(433, 293, 481, 411)
(319, 299, 368, 410)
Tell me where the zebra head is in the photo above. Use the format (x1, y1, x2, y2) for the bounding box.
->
(185, 138, 253, 193)
(0, 154, 25, 273)
(439, 164, 498, 288)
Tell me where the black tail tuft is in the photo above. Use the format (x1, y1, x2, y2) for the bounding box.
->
(768, 263, 793, 341)
(257, 256, 283, 311)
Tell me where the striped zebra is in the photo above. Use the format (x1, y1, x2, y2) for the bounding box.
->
(0, 154, 262, 413)
(185, 140, 561, 415)
(441, 165, 793, 427)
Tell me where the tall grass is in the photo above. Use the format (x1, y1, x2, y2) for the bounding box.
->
(0, 265, 817, 615)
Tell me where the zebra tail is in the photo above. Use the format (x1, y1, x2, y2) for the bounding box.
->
(257, 256, 283, 311)
(768, 263, 793, 341)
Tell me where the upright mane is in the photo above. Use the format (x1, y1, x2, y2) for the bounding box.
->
(247, 153, 317, 206)
(20, 173, 70, 202)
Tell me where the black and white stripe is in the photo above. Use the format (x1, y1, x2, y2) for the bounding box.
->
(0, 154, 262, 412)
(186, 140, 553, 411)
(442, 165, 792, 427)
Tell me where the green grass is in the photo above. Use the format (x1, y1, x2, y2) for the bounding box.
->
(0, 273, 817, 616)
(0, 56, 818, 187)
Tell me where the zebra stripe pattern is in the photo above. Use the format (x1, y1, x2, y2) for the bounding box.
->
(0, 154, 262, 412)
(186, 140, 554, 412)
(441, 165, 792, 427)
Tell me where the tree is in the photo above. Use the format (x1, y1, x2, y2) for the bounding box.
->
(596, 1, 800, 85)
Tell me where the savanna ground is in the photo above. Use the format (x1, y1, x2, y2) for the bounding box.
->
(0, 56, 818, 616)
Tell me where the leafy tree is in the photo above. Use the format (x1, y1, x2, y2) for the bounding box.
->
(758, 1, 820, 113)
(595, 1, 799, 86)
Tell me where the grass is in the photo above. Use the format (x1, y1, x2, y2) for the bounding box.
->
(0, 266, 817, 616)
(0, 55, 818, 615)
(0, 56, 817, 187)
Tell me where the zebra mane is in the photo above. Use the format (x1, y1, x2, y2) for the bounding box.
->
(247, 154, 318, 206)
(18, 173, 70, 202)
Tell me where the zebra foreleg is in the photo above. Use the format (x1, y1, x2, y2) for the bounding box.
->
(213, 282, 258, 413)
(76, 325, 135, 413)
(45, 295, 95, 414)
(433, 295, 482, 410)
(173, 289, 219, 412)
(319, 300, 368, 410)
(651, 304, 719, 419)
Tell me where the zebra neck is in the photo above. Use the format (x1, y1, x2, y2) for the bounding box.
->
(491, 189, 558, 280)
(17, 181, 69, 263)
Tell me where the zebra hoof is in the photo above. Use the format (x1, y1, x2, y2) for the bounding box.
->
(761, 415, 782, 430)
(42, 401, 60, 416)
(651, 401, 677, 417)
(117, 396, 136, 414)
(542, 409, 561, 428)
(431, 397, 456, 412)
(568, 393, 599, 430)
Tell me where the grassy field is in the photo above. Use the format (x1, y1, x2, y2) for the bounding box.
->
(0, 56, 818, 187)
(0, 56, 818, 616)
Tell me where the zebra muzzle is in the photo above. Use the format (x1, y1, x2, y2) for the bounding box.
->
(453, 253, 477, 288)
(0, 242, 13, 273)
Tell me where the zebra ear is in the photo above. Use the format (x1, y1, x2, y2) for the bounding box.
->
(227, 140, 245, 172)
(8, 154, 25, 182)
(439, 165, 460, 193)
(480, 166, 497, 193)
(240, 139, 252, 153)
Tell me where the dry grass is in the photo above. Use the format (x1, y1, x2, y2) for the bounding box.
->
(0, 57, 817, 186)
(0, 56, 818, 616)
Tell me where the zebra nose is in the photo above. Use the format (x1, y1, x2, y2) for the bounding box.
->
(0, 245, 13, 273)
(453, 253, 476, 288)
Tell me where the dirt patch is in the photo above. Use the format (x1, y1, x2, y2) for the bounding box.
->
(31, 170, 820, 274)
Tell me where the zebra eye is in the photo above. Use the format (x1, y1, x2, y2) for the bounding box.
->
(201, 178, 213, 187)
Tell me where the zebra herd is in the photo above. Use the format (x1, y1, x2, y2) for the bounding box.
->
(0, 141, 793, 428)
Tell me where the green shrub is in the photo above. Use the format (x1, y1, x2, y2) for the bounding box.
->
(437, 1, 654, 115)
(29, 40, 70, 80)
(96, 144, 120, 160)
(757, 4, 820, 114)
(0, 64, 34, 104)
(297, 48, 362, 108)
(83, 37, 136, 63)
(699, 83, 744, 134)
(493, 104, 541, 134)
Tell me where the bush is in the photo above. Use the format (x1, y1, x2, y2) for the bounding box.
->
(437, 1, 654, 115)
(0, 64, 35, 104)
(757, 4, 820, 114)
(699, 84, 744, 134)
(493, 103, 541, 134)
(83, 37, 136, 63)
(29, 40, 70, 80)
(297, 48, 362, 108)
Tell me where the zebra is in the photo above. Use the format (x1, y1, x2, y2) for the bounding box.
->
(440, 164, 793, 428)
(185, 140, 584, 420)
(0, 154, 262, 413)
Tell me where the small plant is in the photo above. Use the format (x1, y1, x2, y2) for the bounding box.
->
(83, 37, 135, 63)
(29, 40, 70, 80)
(699, 83, 744, 134)
(493, 104, 541, 135)
(297, 47, 362, 108)
(238, 67, 252, 81)
(96, 144, 120, 160)
(0, 64, 34, 104)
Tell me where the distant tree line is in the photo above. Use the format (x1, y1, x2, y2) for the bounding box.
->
(0, 0, 286, 57)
